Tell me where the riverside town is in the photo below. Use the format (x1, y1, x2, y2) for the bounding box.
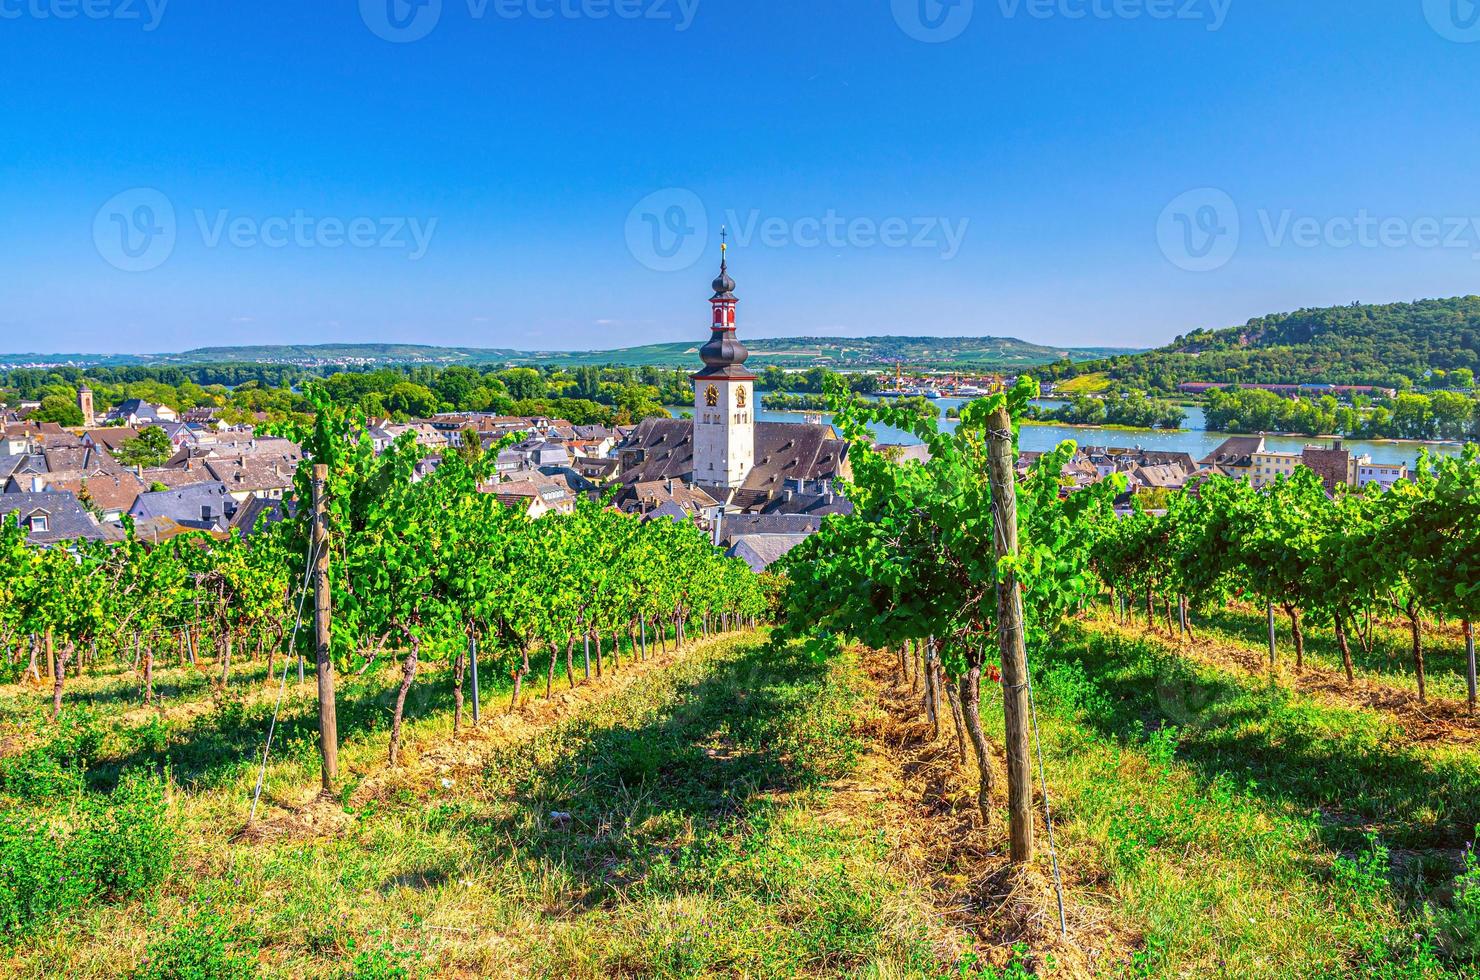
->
(4, 5, 1480, 978)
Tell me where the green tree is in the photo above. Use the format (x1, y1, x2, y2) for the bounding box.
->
(114, 426, 174, 468)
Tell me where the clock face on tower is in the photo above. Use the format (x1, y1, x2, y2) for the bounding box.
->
(736, 386, 747, 407)
(705, 384, 718, 407)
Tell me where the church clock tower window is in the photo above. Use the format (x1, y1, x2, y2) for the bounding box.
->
(690, 230, 756, 489)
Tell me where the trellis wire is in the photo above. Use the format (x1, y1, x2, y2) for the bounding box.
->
(248, 535, 322, 822)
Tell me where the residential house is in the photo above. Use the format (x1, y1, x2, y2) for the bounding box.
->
(728, 533, 809, 572)
(367, 421, 448, 453)
(1249, 450, 1302, 488)
(0, 491, 110, 543)
(228, 495, 293, 536)
(128, 481, 238, 532)
(1357, 460, 1409, 490)
(626, 480, 719, 519)
(572, 456, 621, 484)
(42, 471, 146, 524)
(106, 399, 178, 426)
(567, 425, 618, 459)
(488, 479, 574, 518)
(203, 457, 297, 502)
(79, 427, 141, 453)
(1199, 436, 1266, 481)
(139, 465, 215, 491)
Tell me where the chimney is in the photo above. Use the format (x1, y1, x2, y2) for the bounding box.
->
(32, 475, 43, 492)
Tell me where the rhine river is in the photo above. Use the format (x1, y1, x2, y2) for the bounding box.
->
(728, 398, 1466, 469)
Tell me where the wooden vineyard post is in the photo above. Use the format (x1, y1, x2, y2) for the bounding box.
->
(986, 404, 1035, 865)
(312, 464, 339, 790)
(1266, 602, 1276, 666)
(470, 633, 481, 724)
(1466, 620, 1476, 717)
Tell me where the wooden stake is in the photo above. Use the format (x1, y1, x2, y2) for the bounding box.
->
(986, 404, 1034, 865)
(312, 464, 339, 790)
(1465, 620, 1476, 717)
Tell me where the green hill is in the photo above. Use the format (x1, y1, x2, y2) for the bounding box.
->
(14, 337, 1137, 372)
(1050, 296, 1480, 391)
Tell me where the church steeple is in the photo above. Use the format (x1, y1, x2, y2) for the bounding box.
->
(691, 232, 755, 489)
(694, 229, 752, 380)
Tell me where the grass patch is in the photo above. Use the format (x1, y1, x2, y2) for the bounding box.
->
(1004, 623, 1479, 976)
(1055, 373, 1111, 395)
(0, 634, 958, 978)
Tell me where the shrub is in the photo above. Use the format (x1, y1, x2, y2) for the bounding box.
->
(133, 905, 258, 980)
(0, 768, 174, 939)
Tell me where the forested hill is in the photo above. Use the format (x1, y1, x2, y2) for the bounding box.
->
(1047, 297, 1480, 391)
(1, 337, 1137, 372)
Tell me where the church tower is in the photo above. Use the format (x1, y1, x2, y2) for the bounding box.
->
(691, 235, 755, 488)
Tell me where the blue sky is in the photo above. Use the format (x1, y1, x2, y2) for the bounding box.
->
(3, 0, 1479, 354)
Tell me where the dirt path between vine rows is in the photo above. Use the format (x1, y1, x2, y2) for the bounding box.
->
(849, 647, 1135, 978)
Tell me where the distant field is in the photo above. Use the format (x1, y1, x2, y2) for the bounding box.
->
(1055, 372, 1111, 394)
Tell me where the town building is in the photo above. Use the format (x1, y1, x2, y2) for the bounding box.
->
(615, 248, 851, 517)
(1249, 449, 1302, 488)
(1301, 439, 1358, 492)
(1356, 460, 1409, 490)
(1199, 436, 1265, 480)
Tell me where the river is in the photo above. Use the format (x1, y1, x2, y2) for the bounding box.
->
(664, 398, 1463, 469)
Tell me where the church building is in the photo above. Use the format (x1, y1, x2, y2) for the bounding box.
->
(616, 244, 852, 517)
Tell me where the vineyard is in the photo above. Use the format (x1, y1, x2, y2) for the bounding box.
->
(2, 381, 1478, 977)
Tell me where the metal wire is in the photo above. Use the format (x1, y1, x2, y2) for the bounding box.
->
(248, 537, 321, 822)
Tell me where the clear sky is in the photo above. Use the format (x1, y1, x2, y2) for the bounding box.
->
(3, 0, 1479, 354)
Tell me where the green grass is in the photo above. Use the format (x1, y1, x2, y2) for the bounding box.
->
(6, 622, 1478, 977)
(1054, 372, 1111, 395)
(1005, 623, 1479, 976)
(0, 634, 966, 979)
(1184, 604, 1477, 704)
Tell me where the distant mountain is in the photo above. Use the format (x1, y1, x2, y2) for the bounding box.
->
(1053, 297, 1480, 390)
(5, 337, 1139, 372)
